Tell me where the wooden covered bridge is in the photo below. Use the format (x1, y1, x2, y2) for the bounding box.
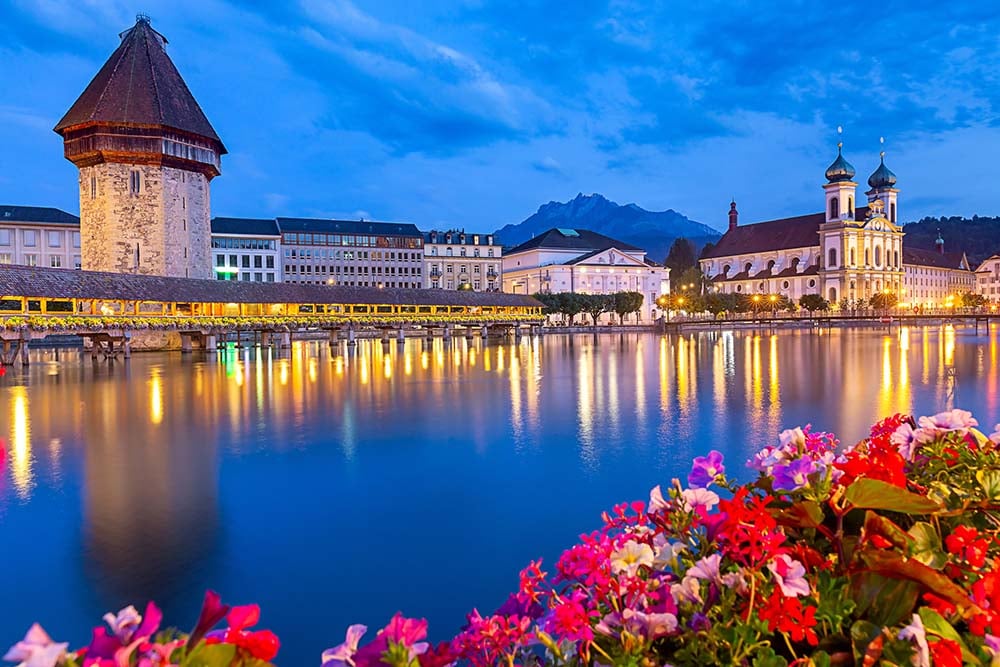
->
(0, 265, 544, 364)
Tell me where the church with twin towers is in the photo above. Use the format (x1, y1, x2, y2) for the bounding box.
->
(699, 140, 974, 308)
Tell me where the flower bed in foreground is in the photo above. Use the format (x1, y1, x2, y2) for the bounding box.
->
(10, 409, 1000, 666)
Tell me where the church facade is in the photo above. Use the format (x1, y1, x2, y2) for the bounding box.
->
(700, 147, 973, 309)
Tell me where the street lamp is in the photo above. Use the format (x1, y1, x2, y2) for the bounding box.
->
(768, 293, 777, 318)
(752, 294, 761, 317)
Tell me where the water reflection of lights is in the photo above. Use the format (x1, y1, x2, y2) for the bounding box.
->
(149, 369, 164, 425)
(278, 360, 289, 386)
(383, 354, 392, 380)
(9, 386, 32, 498)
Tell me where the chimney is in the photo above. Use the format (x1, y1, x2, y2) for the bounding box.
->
(728, 200, 739, 232)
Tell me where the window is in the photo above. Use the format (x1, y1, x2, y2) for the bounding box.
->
(830, 197, 839, 219)
(50, 256, 62, 268)
(0, 253, 11, 264)
(266, 256, 274, 269)
(891, 203, 897, 223)
(242, 255, 250, 268)
(74, 256, 81, 270)
(24, 254, 37, 266)
(266, 273, 275, 282)
(254, 255, 262, 268)
(72, 232, 81, 248)
(875, 246, 881, 267)
(0, 229, 9, 245)
(828, 248, 837, 268)
(446, 248, 453, 256)
(848, 197, 854, 215)
(865, 249, 870, 266)
(47, 231, 62, 247)
(129, 169, 141, 195)
(23, 230, 37, 247)
(242, 272, 250, 281)
(90, 176, 97, 199)
(217, 255, 225, 266)
(850, 248, 856, 266)
(254, 272, 263, 282)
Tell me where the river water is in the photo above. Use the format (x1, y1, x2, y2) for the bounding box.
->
(1, 326, 998, 663)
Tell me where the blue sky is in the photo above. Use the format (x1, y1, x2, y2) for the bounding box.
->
(1, 0, 999, 233)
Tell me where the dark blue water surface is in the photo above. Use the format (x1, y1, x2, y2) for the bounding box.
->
(2, 326, 999, 663)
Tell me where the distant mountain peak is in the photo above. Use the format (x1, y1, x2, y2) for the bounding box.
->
(496, 193, 721, 262)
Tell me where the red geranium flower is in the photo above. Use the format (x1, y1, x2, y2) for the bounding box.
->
(928, 638, 962, 667)
(757, 591, 818, 646)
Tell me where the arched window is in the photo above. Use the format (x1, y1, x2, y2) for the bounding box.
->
(722, 264, 731, 277)
(850, 248, 856, 266)
(791, 257, 801, 272)
(828, 248, 837, 268)
(829, 287, 838, 302)
(830, 197, 839, 220)
(894, 251, 899, 267)
(767, 259, 776, 273)
(745, 262, 753, 274)
(848, 197, 854, 215)
(875, 246, 882, 267)
(865, 249, 870, 266)
(891, 203, 897, 223)
(430, 247, 437, 256)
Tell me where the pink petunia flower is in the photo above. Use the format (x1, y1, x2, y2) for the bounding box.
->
(2, 625, 68, 667)
(767, 554, 809, 598)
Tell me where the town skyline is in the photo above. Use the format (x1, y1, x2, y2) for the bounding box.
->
(2, 1, 1000, 233)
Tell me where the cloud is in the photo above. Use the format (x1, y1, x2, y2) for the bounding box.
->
(532, 156, 563, 174)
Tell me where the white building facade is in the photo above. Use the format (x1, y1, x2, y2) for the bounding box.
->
(700, 149, 974, 309)
(279, 218, 424, 287)
(975, 255, 1000, 303)
(0, 206, 82, 270)
(502, 228, 670, 322)
(210, 217, 282, 282)
(423, 230, 502, 290)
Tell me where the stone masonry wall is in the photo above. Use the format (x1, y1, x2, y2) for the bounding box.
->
(78, 163, 212, 279)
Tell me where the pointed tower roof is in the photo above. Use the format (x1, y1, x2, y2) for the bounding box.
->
(54, 15, 224, 150)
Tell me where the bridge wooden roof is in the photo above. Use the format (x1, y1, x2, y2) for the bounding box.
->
(0, 265, 541, 308)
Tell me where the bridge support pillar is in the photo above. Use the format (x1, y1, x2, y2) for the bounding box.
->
(347, 326, 357, 346)
(397, 327, 406, 345)
(481, 325, 489, 339)
(261, 331, 272, 348)
(381, 328, 390, 344)
(514, 323, 523, 340)
(279, 330, 292, 350)
(443, 324, 452, 341)
(204, 334, 218, 354)
(465, 326, 474, 340)
(122, 332, 132, 359)
(180, 333, 193, 354)
(328, 329, 339, 347)
(425, 327, 434, 341)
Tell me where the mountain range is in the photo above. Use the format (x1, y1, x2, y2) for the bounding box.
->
(494, 193, 721, 263)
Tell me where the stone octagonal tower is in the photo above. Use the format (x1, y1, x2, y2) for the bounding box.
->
(54, 15, 225, 279)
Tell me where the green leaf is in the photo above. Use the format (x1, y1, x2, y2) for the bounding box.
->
(773, 499, 825, 529)
(849, 570, 920, 627)
(908, 522, 947, 570)
(858, 549, 983, 616)
(750, 645, 788, 667)
(849, 620, 883, 666)
(181, 643, 236, 667)
(976, 470, 1000, 501)
(844, 478, 941, 514)
(808, 650, 832, 667)
(918, 608, 981, 665)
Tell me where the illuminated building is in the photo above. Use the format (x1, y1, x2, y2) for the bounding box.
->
(0, 206, 81, 269)
(423, 230, 502, 291)
(700, 145, 974, 308)
(501, 228, 670, 322)
(54, 15, 225, 279)
(210, 217, 282, 282)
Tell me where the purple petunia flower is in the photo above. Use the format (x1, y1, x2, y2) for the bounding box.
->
(322, 624, 368, 667)
(688, 451, 724, 488)
(771, 457, 815, 492)
(767, 554, 810, 597)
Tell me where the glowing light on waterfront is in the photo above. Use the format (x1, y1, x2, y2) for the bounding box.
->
(383, 354, 392, 379)
(278, 360, 289, 386)
(420, 351, 429, 371)
(308, 358, 318, 384)
(9, 386, 32, 498)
